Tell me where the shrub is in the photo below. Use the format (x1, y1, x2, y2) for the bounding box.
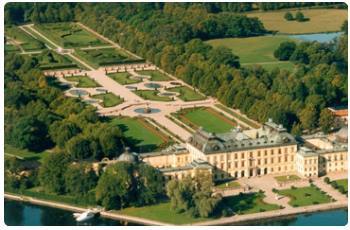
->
(272, 188, 278, 193)
(291, 185, 296, 190)
(331, 181, 338, 189)
(259, 208, 266, 212)
(284, 12, 294, 21)
(338, 186, 345, 194)
(313, 201, 319, 205)
(324, 177, 330, 184)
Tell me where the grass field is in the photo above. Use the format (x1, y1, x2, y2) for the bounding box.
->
(277, 186, 332, 207)
(110, 117, 169, 152)
(5, 44, 20, 52)
(64, 75, 100, 88)
(275, 175, 301, 183)
(136, 70, 171, 81)
(215, 180, 241, 190)
(174, 107, 236, 133)
(5, 26, 45, 51)
(215, 104, 260, 129)
(35, 22, 108, 48)
(108, 72, 142, 85)
(333, 179, 348, 193)
(75, 48, 138, 68)
(223, 192, 280, 214)
(92, 93, 123, 107)
(167, 86, 206, 101)
(246, 9, 347, 34)
(116, 200, 209, 224)
(4, 144, 50, 163)
(206, 35, 297, 71)
(135, 90, 173, 102)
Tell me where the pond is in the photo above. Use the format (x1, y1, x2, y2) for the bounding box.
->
(134, 107, 161, 114)
(144, 82, 161, 89)
(289, 32, 343, 43)
(68, 89, 88, 97)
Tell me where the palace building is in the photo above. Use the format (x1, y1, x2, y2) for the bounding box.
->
(139, 119, 348, 181)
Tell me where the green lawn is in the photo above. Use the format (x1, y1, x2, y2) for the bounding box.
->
(5, 44, 20, 52)
(214, 104, 259, 129)
(92, 93, 123, 107)
(34, 22, 108, 48)
(64, 75, 100, 88)
(275, 175, 301, 183)
(135, 90, 173, 102)
(174, 107, 236, 133)
(136, 70, 171, 81)
(223, 192, 280, 214)
(6, 26, 45, 51)
(215, 180, 241, 190)
(167, 86, 206, 101)
(109, 117, 168, 153)
(116, 201, 209, 224)
(246, 9, 347, 34)
(4, 144, 50, 163)
(108, 72, 142, 85)
(243, 62, 296, 72)
(333, 179, 348, 193)
(277, 186, 333, 207)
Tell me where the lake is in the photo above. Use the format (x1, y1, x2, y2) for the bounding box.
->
(289, 32, 343, 43)
(4, 199, 348, 226)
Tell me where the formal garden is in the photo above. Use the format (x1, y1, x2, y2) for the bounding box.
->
(108, 72, 142, 85)
(34, 22, 108, 48)
(35, 50, 78, 70)
(109, 117, 171, 153)
(136, 70, 171, 81)
(274, 185, 333, 207)
(135, 90, 173, 102)
(172, 107, 237, 133)
(64, 75, 100, 88)
(5, 26, 46, 51)
(91, 93, 124, 107)
(167, 86, 206, 101)
(75, 48, 141, 68)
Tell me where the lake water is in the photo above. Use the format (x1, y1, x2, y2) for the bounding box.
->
(4, 199, 348, 226)
(289, 32, 343, 43)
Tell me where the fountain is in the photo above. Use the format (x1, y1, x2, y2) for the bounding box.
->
(144, 82, 161, 89)
(134, 107, 161, 114)
(68, 89, 88, 97)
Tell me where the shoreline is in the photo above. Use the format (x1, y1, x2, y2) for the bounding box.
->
(4, 192, 348, 226)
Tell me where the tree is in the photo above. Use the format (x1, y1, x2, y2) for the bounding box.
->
(284, 12, 293, 21)
(9, 116, 49, 151)
(295, 11, 306, 22)
(95, 162, 136, 210)
(64, 163, 98, 195)
(166, 173, 221, 218)
(274, 41, 296, 61)
(98, 126, 124, 159)
(65, 135, 92, 160)
(299, 105, 318, 132)
(39, 152, 69, 194)
(341, 20, 347, 35)
(319, 108, 335, 134)
(49, 120, 81, 148)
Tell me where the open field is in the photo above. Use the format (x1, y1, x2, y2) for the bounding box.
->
(135, 90, 173, 102)
(206, 35, 297, 71)
(173, 107, 236, 133)
(215, 104, 260, 129)
(34, 22, 108, 48)
(5, 44, 20, 53)
(110, 117, 170, 153)
(64, 75, 101, 88)
(116, 200, 209, 224)
(167, 86, 206, 101)
(215, 180, 241, 190)
(4, 144, 50, 163)
(35, 50, 78, 70)
(5, 26, 45, 51)
(136, 70, 171, 81)
(91, 93, 123, 107)
(108, 72, 142, 85)
(75, 48, 140, 68)
(223, 192, 280, 214)
(246, 9, 347, 34)
(277, 186, 333, 207)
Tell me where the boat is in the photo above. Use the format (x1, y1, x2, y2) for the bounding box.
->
(73, 210, 95, 222)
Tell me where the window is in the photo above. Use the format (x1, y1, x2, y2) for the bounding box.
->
(278, 157, 281, 163)
(264, 150, 267, 156)
(241, 161, 245, 167)
(258, 151, 261, 157)
(284, 155, 288, 161)
(249, 152, 253, 158)
(278, 148, 281, 154)
(221, 163, 224, 169)
(220, 155, 224, 161)
(271, 158, 274, 163)
(241, 152, 244, 158)
(258, 159, 261, 165)
(235, 153, 238, 159)
(228, 162, 231, 169)
(271, 149, 274, 155)
(235, 162, 238, 168)
(284, 148, 288, 154)
(228, 155, 231, 160)
(264, 159, 267, 164)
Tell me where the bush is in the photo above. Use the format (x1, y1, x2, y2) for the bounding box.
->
(259, 208, 266, 212)
(274, 41, 296, 61)
(331, 181, 338, 189)
(295, 11, 308, 22)
(284, 12, 294, 21)
(338, 186, 345, 194)
(272, 188, 278, 193)
(291, 185, 296, 190)
(313, 201, 319, 205)
(324, 177, 330, 184)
